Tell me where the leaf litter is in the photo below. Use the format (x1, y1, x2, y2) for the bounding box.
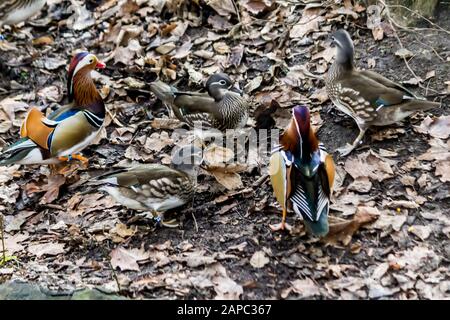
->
(0, 0, 448, 300)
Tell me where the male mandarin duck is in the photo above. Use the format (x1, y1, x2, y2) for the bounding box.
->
(149, 73, 248, 133)
(269, 105, 335, 236)
(0, 52, 106, 166)
(326, 29, 441, 156)
(0, 0, 46, 33)
(90, 145, 203, 228)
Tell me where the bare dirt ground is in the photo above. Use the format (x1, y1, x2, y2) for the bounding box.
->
(0, 1, 449, 299)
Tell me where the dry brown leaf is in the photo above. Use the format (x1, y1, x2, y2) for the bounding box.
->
(41, 174, 66, 204)
(415, 116, 450, 140)
(27, 242, 65, 257)
(111, 223, 136, 238)
(324, 207, 379, 245)
(371, 213, 406, 232)
(144, 131, 174, 153)
(309, 87, 329, 103)
(242, 0, 273, 15)
(210, 263, 243, 300)
(213, 42, 230, 54)
(110, 246, 151, 271)
(0, 165, 21, 184)
(4, 232, 28, 254)
(229, 45, 244, 67)
(0, 98, 28, 133)
(114, 39, 142, 65)
(387, 246, 438, 272)
(290, 13, 324, 39)
(372, 26, 384, 40)
(210, 171, 243, 190)
(204, 146, 234, 166)
(67, 2, 95, 30)
(178, 250, 216, 267)
(408, 225, 432, 240)
(312, 47, 335, 63)
(282, 278, 321, 299)
(150, 118, 183, 130)
(206, 0, 237, 17)
(435, 160, 450, 182)
(32, 36, 54, 46)
(344, 151, 394, 182)
(250, 250, 269, 268)
(4, 211, 34, 232)
(395, 48, 414, 59)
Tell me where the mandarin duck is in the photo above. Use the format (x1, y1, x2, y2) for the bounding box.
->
(149, 73, 248, 135)
(326, 29, 441, 156)
(0, 52, 106, 166)
(90, 145, 203, 228)
(0, 0, 46, 35)
(269, 106, 335, 236)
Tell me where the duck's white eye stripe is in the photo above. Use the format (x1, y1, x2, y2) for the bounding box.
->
(73, 54, 95, 77)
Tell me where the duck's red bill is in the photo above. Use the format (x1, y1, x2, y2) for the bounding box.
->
(96, 61, 106, 69)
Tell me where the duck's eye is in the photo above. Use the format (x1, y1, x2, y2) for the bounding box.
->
(219, 80, 227, 86)
(89, 59, 94, 64)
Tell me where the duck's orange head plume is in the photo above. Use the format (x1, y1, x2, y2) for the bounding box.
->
(280, 105, 318, 159)
(67, 51, 106, 103)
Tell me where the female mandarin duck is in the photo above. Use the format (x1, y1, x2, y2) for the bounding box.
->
(0, 0, 46, 40)
(269, 105, 335, 236)
(90, 145, 203, 228)
(149, 73, 248, 133)
(0, 52, 106, 166)
(0, 0, 46, 28)
(326, 29, 440, 156)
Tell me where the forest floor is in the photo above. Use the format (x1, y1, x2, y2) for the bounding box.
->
(0, 0, 449, 299)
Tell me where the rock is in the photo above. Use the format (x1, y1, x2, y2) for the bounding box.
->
(72, 289, 125, 300)
(0, 281, 125, 300)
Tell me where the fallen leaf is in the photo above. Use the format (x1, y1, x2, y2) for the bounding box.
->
(40, 174, 66, 204)
(210, 263, 243, 300)
(244, 76, 263, 93)
(395, 48, 414, 59)
(210, 171, 243, 190)
(32, 36, 54, 46)
(250, 250, 269, 268)
(67, 2, 95, 30)
(435, 160, 450, 182)
(371, 213, 406, 232)
(4, 232, 29, 254)
(287, 278, 321, 299)
(110, 246, 151, 271)
(344, 151, 394, 182)
(324, 207, 379, 245)
(27, 242, 65, 257)
(415, 116, 450, 140)
(5, 211, 35, 232)
(111, 223, 136, 238)
(206, 0, 237, 17)
(178, 250, 216, 267)
(408, 225, 432, 240)
(144, 131, 174, 152)
(290, 13, 324, 39)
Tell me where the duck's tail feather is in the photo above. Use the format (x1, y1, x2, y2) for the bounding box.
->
(0, 138, 48, 165)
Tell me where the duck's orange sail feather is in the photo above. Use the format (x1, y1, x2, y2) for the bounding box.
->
(20, 107, 55, 150)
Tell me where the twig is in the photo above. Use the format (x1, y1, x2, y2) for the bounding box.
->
(108, 260, 122, 292)
(382, 2, 450, 35)
(0, 214, 5, 263)
(253, 174, 269, 188)
(412, 34, 446, 63)
(380, 0, 438, 91)
(191, 212, 199, 233)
